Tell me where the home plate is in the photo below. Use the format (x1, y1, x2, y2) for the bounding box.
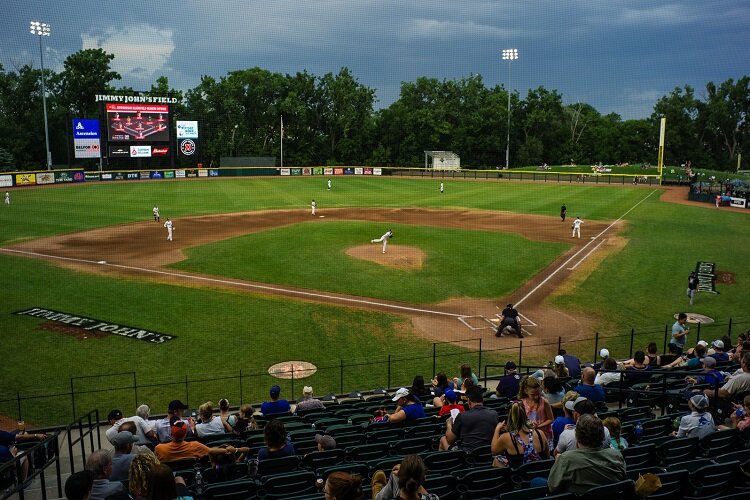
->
(97, 261, 107, 264)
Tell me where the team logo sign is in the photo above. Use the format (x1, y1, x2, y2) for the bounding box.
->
(180, 139, 196, 156)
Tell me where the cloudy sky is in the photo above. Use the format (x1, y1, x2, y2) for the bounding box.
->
(2, 1, 748, 119)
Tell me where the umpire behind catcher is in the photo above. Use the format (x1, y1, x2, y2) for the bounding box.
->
(496, 303, 523, 338)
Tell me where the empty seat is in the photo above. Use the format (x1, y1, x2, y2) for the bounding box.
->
(366, 427, 404, 444)
(300, 448, 346, 470)
(257, 470, 318, 499)
(509, 458, 555, 487)
(453, 466, 513, 498)
(656, 436, 699, 466)
(389, 436, 433, 455)
(202, 478, 258, 500)
(644, 469, 687, 499)
(577, 479, 635, 500)
(421, 450, 466, 473)
(345, 443, 389, 463)
(465, 444, 493, 467)
(331, 433, 365, 449)
(683, 461, 740, 499)
(700, 428, 739, 457)
(256, 455, 300, 477)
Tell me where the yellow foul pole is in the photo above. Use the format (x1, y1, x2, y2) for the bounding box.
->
(658, 117, 666, 185)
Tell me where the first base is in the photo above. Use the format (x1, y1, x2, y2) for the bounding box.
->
(319, 215, 325, 218)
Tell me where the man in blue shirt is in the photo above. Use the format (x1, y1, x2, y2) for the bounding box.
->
(573, 367, 605, 403)
(261, 385, 291, 416)
(670, 313, 690, 355)
(388, 387, 425, 424)
(494, 361, 522, 399)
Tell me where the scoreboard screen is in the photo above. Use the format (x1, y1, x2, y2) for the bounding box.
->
(106, 103, 171, 142)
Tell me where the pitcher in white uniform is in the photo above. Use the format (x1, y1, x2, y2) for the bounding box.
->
(371, 229, 393, 254)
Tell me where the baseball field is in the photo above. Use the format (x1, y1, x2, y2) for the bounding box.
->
(2, 175, 749, 427)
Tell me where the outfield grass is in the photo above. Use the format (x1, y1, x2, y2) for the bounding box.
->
(172, 221, 566, 303)
(2, 176, 749, 426)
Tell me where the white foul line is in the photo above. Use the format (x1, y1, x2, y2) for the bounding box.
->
(567, 238, 606, 271)
(514, 189, 658, 308)
(0, 248, 463, 318)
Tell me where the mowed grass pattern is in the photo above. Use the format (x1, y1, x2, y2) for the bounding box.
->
(172, 221, 567, 303)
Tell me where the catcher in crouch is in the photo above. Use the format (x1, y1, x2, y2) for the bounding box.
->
(371, 229, 393, 254)
(496, 303, 523, 338)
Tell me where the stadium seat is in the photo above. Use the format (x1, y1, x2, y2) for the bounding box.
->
(311, 417, 348, 431)
(256, 455, 300, 477)
(713, 448, 750, 466)
(324, 424, 363, 437)
(347, 413, 374, 426)
(453, 466, 513, 498)
(300, 448, 346, 470)
(577, 479, 634, 500)
(288, 429, 320, 443)
(642, 469, 687, 499)
(465, 444, 493, 467)
(699, 428, 739, 457)
(300, 411, 330, 423)
(330, 433, 366, 449)
(666, 457, 714, 473)
(683, 461, 740, 499)
(162, 458, 199, 471)
(257, 470, 318, 499)
(366, 427, 404, 444)
(403, 422, 443, 438)
(421, 450, 466, 473)
(656, 436, 699, 466)
(201, 463, 249, 484)
(388, 436, 433, 455)
(509, 458, 555, 487)
(423, 473, 457, 500)
(202, 478, 258, 500)
(246, 434, 268, 448)
(638, 416, 674, 443)
(496, 485, 550, 500)
(345, 443, 389, 463)
(315, 462, 368, 482)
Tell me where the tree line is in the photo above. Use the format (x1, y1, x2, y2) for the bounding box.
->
(0, 48, 747, 171)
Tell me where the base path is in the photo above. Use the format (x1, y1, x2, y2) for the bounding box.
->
(4, 208, 625, 348)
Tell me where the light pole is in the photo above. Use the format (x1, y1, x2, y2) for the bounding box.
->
(502, 48, 518, 169)
(30, 21, 52, 170)
(230, 124, 239, 157)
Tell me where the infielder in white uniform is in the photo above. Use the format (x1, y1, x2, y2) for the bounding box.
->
(327, 179, 332, 190)
(164, 218, 174, 241)
(4, 192, 9, 205)
(371, 229, 393, 254)
(572, 217, 583, 238)
(311, 199, 316, 216)
(153, 206, 160, 222)
(440, 182, 444, 193)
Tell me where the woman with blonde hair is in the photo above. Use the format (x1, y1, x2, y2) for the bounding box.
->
(232, 404, 256, 434)
(129, 453, 160, 500)
(603, 416, 628, 451)
(492, 401, 550, 468)
(518, 376, 553, 446)
(195, 401, 231, 437)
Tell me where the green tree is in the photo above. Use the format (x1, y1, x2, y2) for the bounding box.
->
(701, 77, 750, 169)
(55, 48, 121, 117)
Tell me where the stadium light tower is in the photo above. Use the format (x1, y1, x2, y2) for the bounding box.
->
(502, 48, 518, 168)
(30, 21, 52, 170)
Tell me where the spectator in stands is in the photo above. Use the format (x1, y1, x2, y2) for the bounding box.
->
(552, 391, 579, 448)
(410, 375, 431, 400)
(546, 415, 626, 495)
(602, 417, 628, 451)
(146, 463, 193, 500)
(719, 395, 750, 430)
(324, 471, 364, 500)
(232, 404, 256, 433)
(542, 376, 566, 409)
(453, 364, 478, 388)
(260, 385, 291, 416)
(518, 376, 553, 444)
(388, 388, 425, 424)
(372, 454, 438, 500)
(430, 372, 453, 402)
(656, 343, 681, 367)
(574, 367, 605, 403)
(625, 351, 652, 383)
(708, 340, 730, 363)
(555, 397, 611, 456)
(729, 340, 750, 363)
(594, 357, 622, 386)
(195, 401, 232, 437)
(218, 398, 236, 428)
(119, 421, 154, 456)
(622, 342, 659, 368)
(673, 394, 715, 439)
(314, 434, 336, 452)
(209, 443, 251, 481)
(105, 406, 156, 446)
(593, 348, 609, 371)
(493, 361, 522, 399)
(686, 356, 725, 388)
(704, 352, 750, 400)
(85, 450, 126, 500)
(492, 400, 550, 468)
(109, 431, 138, 482)
(154, 418, 236, 463)
(257, 419, 295, 461)
(64, 470, 94, 500)
(154, 400, 195, 443)
(670, 312, 690, 355)
(0, 430, 45, 481)
(295, 386, 326, 412)
(439, 386, 498, 452)
(128, 453, 160, 500)
(437, 389, 464, 419)
(558, 349, 582, 378)
(553, 355, 569, 378)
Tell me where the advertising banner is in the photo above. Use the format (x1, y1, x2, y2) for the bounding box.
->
(139, 171, 150, 180)
(364, 168, 373, 175)
(302, 168, 312, 175)
(334, 168, 343, 175)
(150, 171, 163, 179)
(313, 167, 324, 175)
(175, 170, 186, 178)
(72, 119, 100, 139)
(291, 168, 302, 176)
(198, 170, 208, 177)
(106, 103, 170, 142)
(185, 169, 198, 178)
(176, 120, 199, 139)
(85, 173, 101, 181)
(124, 172, 139, 180)
(55, 171, 74, 183)
(209, 170, 219, 177)
(373, 168, 382, 176)
(152, 146, 170, 156)
(109, 146, 130, 157)
(74, 138, 102, 158)
(101, 173, 113, 181)
(324, 167, 334, 175)
(0, 175, 13, 187)
(179, 139, 196, 156)
(36, 172, 55, 185)
(280, 169, 290, 176)
(130, 145, 152, 158)
(695, 261, 718, 294)
(164, 171, 175, 179)
(730, 197, 747, 208)
(355, 168, 363, 175)
(15, 174, 36, 185)
(113, 172, 125, 180)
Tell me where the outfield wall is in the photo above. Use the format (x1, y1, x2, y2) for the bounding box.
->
(1, 166, 661, 188)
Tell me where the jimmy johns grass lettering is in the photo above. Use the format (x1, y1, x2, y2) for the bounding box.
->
(15, 307, 175, 343)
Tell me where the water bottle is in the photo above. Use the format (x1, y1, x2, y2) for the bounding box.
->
(247, 458, 258, 478)
(736, 407, 745, 418)
(194, 464, 203, 495)
(634, 421, 643, 440)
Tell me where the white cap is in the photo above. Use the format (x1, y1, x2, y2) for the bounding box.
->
(600, 349, 609, 358)
(303, 386, 313, 395)
(392, 388, 410, 401)
(697, 340, 708, 347)
(712, 340, 724, 349)
(554, 355, 565, 365)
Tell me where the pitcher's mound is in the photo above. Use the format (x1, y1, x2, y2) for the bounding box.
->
(346, 245, 426, 269)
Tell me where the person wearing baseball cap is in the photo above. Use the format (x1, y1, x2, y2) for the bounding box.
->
(673, 394, 715, 440)
(437, 388, 465, 419)
(109, 431, 138, 482)
(294, 386, 326, 413)
(494, 361, 522, 399)
(261, 385, 291, 417)
(154, 400, 194, 443)
(553, 355, 570, 378)
(709, 340, 730, 363)
(388, 388, 425, 424)
(155, 416, 238, 463)
(554, 397, 612, 456)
